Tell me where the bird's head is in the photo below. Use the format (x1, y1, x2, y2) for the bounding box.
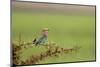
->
(42, 28, 49, 36)
(42, 28, 49, 31)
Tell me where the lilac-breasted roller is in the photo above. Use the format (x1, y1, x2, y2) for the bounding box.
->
(33, 28, 49, 45)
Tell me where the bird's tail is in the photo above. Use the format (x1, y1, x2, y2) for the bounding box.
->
(33, 38, 36, 44)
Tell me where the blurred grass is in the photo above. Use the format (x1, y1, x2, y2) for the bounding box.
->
(12, 9, 95, 64)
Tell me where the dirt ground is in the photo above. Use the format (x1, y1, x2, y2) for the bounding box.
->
(12, 1, 95, 15)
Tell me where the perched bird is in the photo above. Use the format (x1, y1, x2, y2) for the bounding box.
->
(33, 28, 49, 46)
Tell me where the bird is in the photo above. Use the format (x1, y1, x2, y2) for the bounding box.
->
(33, 28, 49, 46)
